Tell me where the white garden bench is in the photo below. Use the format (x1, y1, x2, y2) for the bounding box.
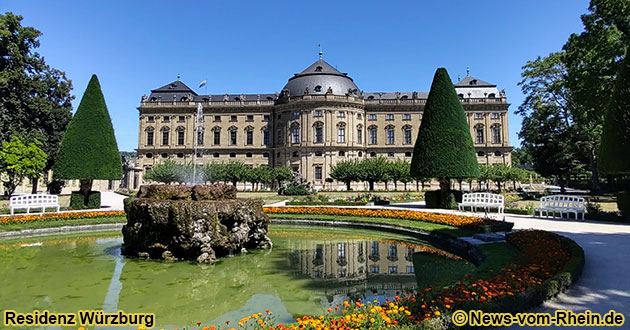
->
(458, 193, 504, 214)
(9, 194, 60, 215)
(534, 195, 585, 220)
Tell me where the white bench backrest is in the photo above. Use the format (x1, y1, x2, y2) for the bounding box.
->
(462, 193, 504, 205)
(539, 195, 584, 210)
(10, 194, 59, 207)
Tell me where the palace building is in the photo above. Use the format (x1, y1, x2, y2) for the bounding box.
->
(136, 56, 512, 189)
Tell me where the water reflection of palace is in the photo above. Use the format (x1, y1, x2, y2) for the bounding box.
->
(284, 239, 418, 296)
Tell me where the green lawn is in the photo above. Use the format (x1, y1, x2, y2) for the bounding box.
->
(0, 216, 126, 232)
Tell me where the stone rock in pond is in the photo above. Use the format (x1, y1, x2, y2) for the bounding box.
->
(122, 185, 271, 263)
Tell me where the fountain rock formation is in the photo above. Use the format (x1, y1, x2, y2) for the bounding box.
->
(122, 184, 271, 263)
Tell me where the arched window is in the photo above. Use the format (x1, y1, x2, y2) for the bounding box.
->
(385, 125, 395, 145)
(145, 127, 154, 146)
(402, 125, 412, 145)
(212, 126, 221, 145)
(262, 126, 270, 146)
(367, 95, 375, 100)
(491, 124, 501, 144)
(146, 153, 153, 159)
(228, 126, 238, 145)
(370, 152, 377, 157)
(290, 122, 300, 144)
(368, 125, 378, 145)
(196, 127, 204, 146)
(357, 124, 363, 144)
(337, 122, 346, 143)
(458, 93, 464, 98)
(475, 124, 484, 144)
(160, 127, 170, 146)
(245, 126, 254, 145)
(314, 85, 322, 92)
(488, 93, 496, 98)
(175, 126, 185, 145)
(313, 121, 324, 143)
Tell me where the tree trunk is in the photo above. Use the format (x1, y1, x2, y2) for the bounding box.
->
(590, 148, 600, 193)
(31, 177, 39, 194)
(346, 181, 351, 191)
(79, 179, 93, 206)
(497, 181, 502, 192)
(369, 181, 375, 191)
(394, 181, 398, 191)
(438, 177, 450, 192)
(416, 181, 420, 191)
(421, 181, 426, 191)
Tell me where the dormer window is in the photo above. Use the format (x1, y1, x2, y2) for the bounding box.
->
(458, 94, 464, 98)
(315, 66, 323, 72)
(469, 79, 477, 85)
(314, 85, 322, 92)
(234, 97, 240, 101)
(367, 96, 375, 100)
(400, 95, 408, 100)
(488, 93, 496, 98)
(266, 96, 273, 101)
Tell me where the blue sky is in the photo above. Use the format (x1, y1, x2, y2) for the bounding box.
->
(3, 0, 589, 151)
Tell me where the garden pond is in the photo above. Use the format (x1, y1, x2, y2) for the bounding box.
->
(0, 225, 471, 329)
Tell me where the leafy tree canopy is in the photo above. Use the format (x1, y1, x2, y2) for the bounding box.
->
(0, 136, 47, 195)
(0, 12, 74, 169)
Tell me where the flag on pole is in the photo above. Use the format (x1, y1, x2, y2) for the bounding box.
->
(199, 80, 207, 88)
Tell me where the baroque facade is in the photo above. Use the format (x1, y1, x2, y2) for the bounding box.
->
(137, 57, 512, 189)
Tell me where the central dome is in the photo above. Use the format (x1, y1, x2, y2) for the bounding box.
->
(282, 59, 360, 97)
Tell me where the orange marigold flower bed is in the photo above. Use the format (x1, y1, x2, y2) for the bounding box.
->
(0, 211, 126, 225)
(264, 206, 489, 229)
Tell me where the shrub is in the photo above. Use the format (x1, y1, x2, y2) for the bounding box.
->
(281, 184, 310, 196)
(617, 191, 630, 218)
(69, 191, 101, 209)
(424, 190, 462, 209)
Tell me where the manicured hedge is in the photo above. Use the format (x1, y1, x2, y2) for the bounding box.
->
(425, 190, 462, 209)
(69, 191, 101, 209)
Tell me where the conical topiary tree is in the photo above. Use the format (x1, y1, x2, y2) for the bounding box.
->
(411, 68, 480, 193)
(53, 74, 122, 206)
(598, 50, 630, 175)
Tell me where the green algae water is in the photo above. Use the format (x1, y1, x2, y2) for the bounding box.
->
(0, 225, 465, 329)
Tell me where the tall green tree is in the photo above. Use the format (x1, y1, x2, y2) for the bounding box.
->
(359, 156, 390, 191)
(222, 161, 249, 187)
(144, 160, 184, 184)
(0, 12, 74, 177)
(0, 137, 47, 196)
(53, 75, 122, 205)
(330, 159, 360, 191)
(388, 159, 409, 191)
(598, 49, 630, 175)
(271, 167, 293, 189)
(410, 68, 479, 191)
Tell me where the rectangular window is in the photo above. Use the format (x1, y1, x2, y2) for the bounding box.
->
(406, 266, 414, 273)
(293, 111, 300, 117)
(213, 130, 220, 145)
(357, 113, 362, 120)
(246, 130, 253, 145)
(476, 129, 484, 144)
(230, 115, 237, 122)
(403, 114, 411, 120)
(315, 126, 323, 143)
(370, 265, 379, 274)
(292, 128, 300, 144)
(386, 114, 394, 120)
(163, 116, 170, 123)
(263, 130, 270, 145)
(314, 150, 323, 156)
(315, 166, 322, 180)
(162, 131, 169, 145)
(369, 129, 377, 145)
(368, 114, 377, 120)
(314, 110, 322, 117)
(388, 266, 398, 274)
(263, 115, 270, 121)
(338, 269, 346, 278)
(230, 130, 237, 145)
(338, 111, 345, 118)
(387, 151, 394, 157)
(178, 116, 185, 122)
(337, 243, 345, 258)
(475, 113, 483, 119)
(246, 115, 254, 121)
(404, 129, 412, 145)
(147, 131, 154, 146)
(214, 115, 221, 122)
(493, 128, 501, 144)
(386, 129, 394, 144)
(371, 241, 379, 256)
(147, 116, 154, 122)
(388, 244, 397, 258)
(177, 131, 185, 145)
(357, 128, 363, 144)
(197, 130, 204, 145)
(491, 113, 500, 119)
(337, 127, 345, 143)
(277, 130, 283, 145)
